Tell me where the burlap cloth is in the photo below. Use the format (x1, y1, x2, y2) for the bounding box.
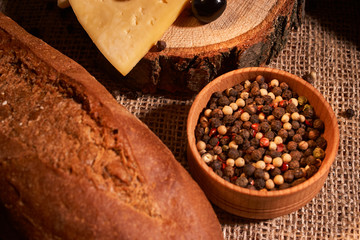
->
(1, 0, 359, 239)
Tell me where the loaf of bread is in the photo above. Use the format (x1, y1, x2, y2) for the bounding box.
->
(0, 13, 222, 239)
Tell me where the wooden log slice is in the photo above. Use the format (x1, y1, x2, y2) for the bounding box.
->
(111, 0, 305, 94)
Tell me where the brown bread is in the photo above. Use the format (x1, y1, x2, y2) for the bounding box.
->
(0, 13, 222, 240)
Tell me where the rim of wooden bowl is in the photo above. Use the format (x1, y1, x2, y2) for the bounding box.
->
(187, 67, 339, 199)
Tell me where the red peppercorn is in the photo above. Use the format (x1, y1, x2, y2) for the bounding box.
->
(280, 162, 289, 172)
(278, 100, 288, 108)
(231, 176, 238, 182)
(305, 119, 313, 127)
(257, 105, 263, 112)
(209, 128, 217, 137)
(276, 143, 285, 152)
(217, 155, 224, 162)
(237, 108, 244, 114)
(260, 137, 270, 147)
(251, 123, 260, 131)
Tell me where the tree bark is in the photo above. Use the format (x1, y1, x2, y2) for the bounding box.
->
(116, 0, 306, 94)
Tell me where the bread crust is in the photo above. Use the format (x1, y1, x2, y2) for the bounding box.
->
(0, 12, 222, 240)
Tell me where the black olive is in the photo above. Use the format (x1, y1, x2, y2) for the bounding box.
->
(191, 0, 227, 24)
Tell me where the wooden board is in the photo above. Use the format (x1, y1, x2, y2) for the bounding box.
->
(106, 0, 305, 94)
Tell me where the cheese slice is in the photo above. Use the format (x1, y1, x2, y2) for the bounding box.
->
(68, 0, 188, 76)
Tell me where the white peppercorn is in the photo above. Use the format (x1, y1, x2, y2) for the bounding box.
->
(255, 160, 266, 169)
(298, 141, 309, 150)
(281, 113, 290, 123)
(260, 88, 268, 96)
(289, 98, 298, 106)
(269, 141, 277, 151)
(270, 79, 279, 87)
(204, 109, 212, 117)
(229, 141, 238, 149)
(267, 115, 275, 121)
(274, 175, 284, 185)
(196, 140, 206, 151)
(229, 102, 238, 111)
(226, 158, 235, 167)
(291, 112, 300, 121)
(255, 132, 263, 140)
(282, 153, 292, 163)
(236, 98, 246, 107)
(240, 91, 249, 99)
(235, 157, 245, 167)
(266, 179, 275, 189)
(283, 122, 292, 130)
(222, 105, 233, 115)
(240, 112, 250, 121)
(274, 136, 283, 145)
(268, 92, 276, 100)
(244, 80, 251, 89)
(264, 155, 272, 164)
(273, 157, 283, 168)
(202, 153, 213, 163)
(217, 125, 227, 135)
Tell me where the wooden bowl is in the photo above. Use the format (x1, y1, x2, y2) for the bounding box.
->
(186, 67, 339, 219)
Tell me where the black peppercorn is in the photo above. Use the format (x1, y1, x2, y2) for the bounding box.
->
(306, 165, 318, 178)
(293, 168, 305, 179)
(243, 164, 255, 176)
(271, 120, 282, 132)
(213, 145, 222, 155)
(286, 103, 298, 113)
(254, 97, 264, 105)
(217, 96, 230, 106)
(288, 160, 300, 169)
(260, 122, 271, 133)
(244, 105, 257, 115)
(283, 170, 295, 183)
(292, 177, 307, 186)
(254, 178, 266, 189)
(292, 134, 302, 143)
(227, 148, 239, 159)
(269, 167, 281, 178)
(272, 107, 286, 119)
(316, 136, 327, 149)
(210, 160, 222, 171)
(278, 129, 288, 140)
(271, 86, 283, 96)
(215, 169, 223, 177)
(287, 141, 298, 151)
(209, 137, 219, 146)
(344, 108, 355, 118)
(264, 131, 275, 140)
(223, 165, 235, 177)
(278, 183, 291, 190)
(290, 150, 302, 161)
(279, 82, 289, 90)
(251, 149, 263, 161)
(239, 129, 250, 139)
(254, 168, 265, 179)
(281, 89, 292, 99)
(291, 121, 300, 130)
(313, 119, 324, 130)
(235, 176, 248, 188)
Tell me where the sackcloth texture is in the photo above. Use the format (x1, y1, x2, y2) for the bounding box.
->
(0, 0, 359, 239)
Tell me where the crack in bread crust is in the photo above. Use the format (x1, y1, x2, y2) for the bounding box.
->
(0, 29, 160, 218)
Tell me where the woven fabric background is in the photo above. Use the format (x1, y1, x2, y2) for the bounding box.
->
(0, 0, 359, 239)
